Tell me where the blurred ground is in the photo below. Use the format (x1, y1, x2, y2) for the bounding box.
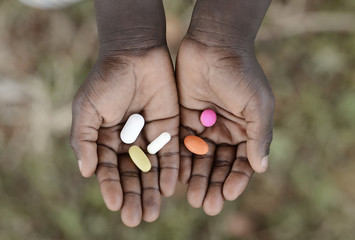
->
(1, 0, 355, 239)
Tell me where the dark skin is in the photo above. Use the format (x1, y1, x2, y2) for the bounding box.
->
(71, 48, 179, 227)
(176, 0, 274, 216)
(176, 39, 274, 215)
(70, 0, 179, 227)
(70, 0, 274, 226)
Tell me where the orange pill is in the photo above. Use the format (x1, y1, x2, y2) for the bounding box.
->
(184, 135, 209, 155)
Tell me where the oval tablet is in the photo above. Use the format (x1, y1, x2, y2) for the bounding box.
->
(200, 109, 217, 127)
(147, 132, 171, 154)
(120, 114, 145, 144)
(128, 146, 151, 172)
(184, 135, 209, 155)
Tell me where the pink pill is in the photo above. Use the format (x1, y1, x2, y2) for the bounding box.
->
(200, 109, 217, 127)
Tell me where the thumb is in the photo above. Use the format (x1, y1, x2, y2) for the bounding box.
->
(70, 93, 102, 178)
(244, 92, 275, 173)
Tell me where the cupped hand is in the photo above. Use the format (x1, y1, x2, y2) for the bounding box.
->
(176, 39, 275, 216)
(70, 47, 179, 227)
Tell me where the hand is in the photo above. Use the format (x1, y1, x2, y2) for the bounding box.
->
(176, 38, 274, 216)
(70, 47, 179, 227)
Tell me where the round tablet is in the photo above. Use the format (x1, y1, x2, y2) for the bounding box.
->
(184, 135, 209, 155)
(200, 109, 217, 127)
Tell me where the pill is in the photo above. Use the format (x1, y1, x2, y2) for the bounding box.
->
(200, 109, 217, 127)
(184, 135, 209, 155)
(147, 132, 171, 154)
(128, 146, 151, 172)
(120, 114, 145, 144)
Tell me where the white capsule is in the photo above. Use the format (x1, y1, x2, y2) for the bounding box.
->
(120, 114, 145, 144)
(147, 132, 171, 154)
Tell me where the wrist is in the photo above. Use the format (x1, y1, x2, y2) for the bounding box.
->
(95, 0, 167, 55)
(186, 0, 271, 49)
(98, 28, 167, 56)
(186, 20, 254, 50)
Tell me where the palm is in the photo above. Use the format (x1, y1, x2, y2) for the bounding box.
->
(71, 47, 179, 226)
(176, 39, 274, 215)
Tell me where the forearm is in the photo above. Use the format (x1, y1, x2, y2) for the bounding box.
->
(186, 0, 271, 47)
(94, 0, 167, 54)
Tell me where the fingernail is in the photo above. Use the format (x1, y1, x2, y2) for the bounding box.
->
(78, 160, 83, 173)
(261, 155, 268, 172)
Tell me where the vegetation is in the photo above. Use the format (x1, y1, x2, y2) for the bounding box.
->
(0, 0, 354, 239)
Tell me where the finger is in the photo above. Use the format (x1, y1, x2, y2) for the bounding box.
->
(179, 125, 194, 184)
(244, 93, 275, 173)
(141, 155, 161, 222)
(223, 143, 254, 201)
(187, 140, 216, 208)
(158, 134, 179, 197)
(203, 145, 235, 216)
(179, 107, 204, 184)
(96, 144, 123, 211)
(119, 154, 142, 227)
(143, 115, 180, 198)
(70, 94, 102, 177)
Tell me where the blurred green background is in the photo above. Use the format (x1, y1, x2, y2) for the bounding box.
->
(1, 0, 355, 239)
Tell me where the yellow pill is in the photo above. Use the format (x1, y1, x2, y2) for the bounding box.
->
(128, 146, 151, 172)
